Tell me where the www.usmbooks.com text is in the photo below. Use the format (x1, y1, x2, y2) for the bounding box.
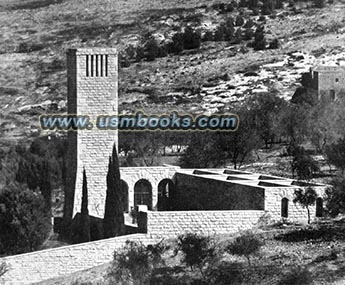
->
(39, 111, 239, 131)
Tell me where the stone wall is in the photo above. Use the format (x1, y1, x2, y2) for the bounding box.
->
(138, 210, 265, 238)
(172, 172, 265, 210)
(264, 186, 326, 223)
(0, 234, 158, 285)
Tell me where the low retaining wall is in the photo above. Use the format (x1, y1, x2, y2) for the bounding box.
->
(138, 210, 265, 238)
(0, 234, 158, 285)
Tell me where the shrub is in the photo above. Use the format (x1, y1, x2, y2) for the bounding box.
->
(182, 26, 201, 50)
(168, 32, 184, 54)
(235, 15, 245, 26)
(314, 0, 325, 8)
(107, 240, 168, 284)
(202, 30, 214, 41)
(244, 28, 254, 40)
(253, 25, 267, 50)
(214, 21, 235, 41)
(174, 233, 217, 279)
(0, 183, 51, 255)
(226, 231, 264, 265)
(143, 36, 167, 61)
(278, 267, 313, 285)
(269, 38, 279, 49)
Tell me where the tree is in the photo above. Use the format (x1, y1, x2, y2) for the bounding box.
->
(226, 231, 264, 265)
(79, 168, 90, 242)
(252, 25, 267, 50)
(289, 145, 319, 180)
(119, 131, 164, 166)
(0, 183, 51, 255)
(107, 240, 168, 284)
(103, 144, 125, 238)
(325, 177, 345, 217)
(276, 103, 310, 146)
(179, 133, 224, 168)
(247, 92, 287, 148)
(325, 138, 345, 174)
(293, 187, 317, 224)
(174, 233, 216, 280)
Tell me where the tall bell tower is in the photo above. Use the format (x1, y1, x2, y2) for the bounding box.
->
(64, 48, 118, 222)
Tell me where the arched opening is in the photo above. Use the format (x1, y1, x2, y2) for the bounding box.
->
(157, 179, 175, 211)
(281, 198, 289, 218)
(120, 180, 129, 213)
(134, 179, 152, 210)
(316, 197, 323, 217)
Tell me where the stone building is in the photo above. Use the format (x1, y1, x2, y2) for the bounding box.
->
(65, 48, 327, 231)
(308, 65, 345, 100)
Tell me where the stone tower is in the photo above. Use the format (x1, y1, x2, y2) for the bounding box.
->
(64, 48, 118, 222)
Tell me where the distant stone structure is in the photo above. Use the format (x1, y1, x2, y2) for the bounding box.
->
(308, 65, 345, 100)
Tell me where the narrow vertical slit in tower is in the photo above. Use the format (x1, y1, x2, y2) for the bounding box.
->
(86, 55, 89, 77)
(100, 55, 104, 77)
(95, 55, 99, 77)
(90, 55, 94, 77)
(105, 55, 108, 77)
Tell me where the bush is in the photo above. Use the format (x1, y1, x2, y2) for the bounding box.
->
(143, 36, 167, 61)
(167, 32, 184, 54)
(174, 233, 217, 279)
(226, 231, 264, 265)
(314, 0, 325, 8)
(278, 267, 313, 285)
(214, 20, 235, 42)
(202, 30, 214, 41)
(269, 38, 279, 49)
(252, 25, 267, 50)
(0, 183, 51, 255)
(182, 26, 201, 50)
(235, 15, 245, 26)
(107, 240, 168, 284)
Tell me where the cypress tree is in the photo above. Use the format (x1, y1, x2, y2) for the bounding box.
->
(79, 168, 91, 242)
(103, 144, 125, 238)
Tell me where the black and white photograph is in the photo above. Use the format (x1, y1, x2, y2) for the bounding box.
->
(1, 0, 345, 283)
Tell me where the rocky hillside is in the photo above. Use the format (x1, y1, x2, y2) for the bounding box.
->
(1, 0, 345, 144)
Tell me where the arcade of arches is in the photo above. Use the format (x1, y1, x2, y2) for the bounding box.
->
(123, 178, 175, 212)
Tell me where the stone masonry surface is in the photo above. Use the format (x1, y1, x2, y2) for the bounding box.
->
(140, 210, 265, 238)
(0, 234, 159, 285)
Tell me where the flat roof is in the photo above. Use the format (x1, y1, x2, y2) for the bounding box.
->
(175, 168, 326, 189)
